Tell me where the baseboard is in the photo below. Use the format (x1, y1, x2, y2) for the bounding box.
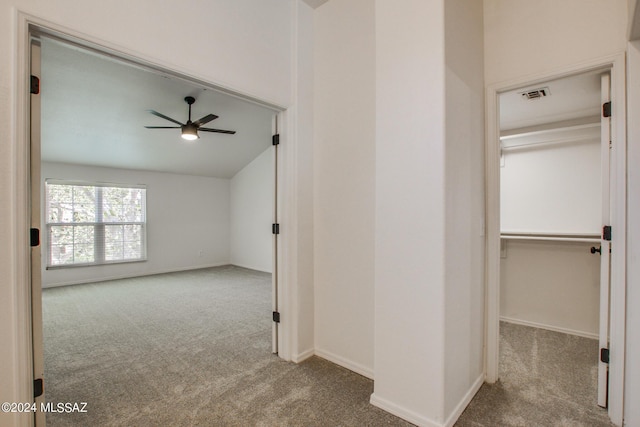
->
(500, 316, 598, 340)
(229, 262, 272, 274)
(369, 373, 484, 427)
(42, 262, 231, 288)
(291, 348, 314, 363)
(370, 393, 441, 427)
(314, 348, 374, 379)
(444, 373, 484, 427)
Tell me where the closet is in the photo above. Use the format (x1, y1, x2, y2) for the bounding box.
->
(499, 121, 602, 338)
(498, 70, 607, 342)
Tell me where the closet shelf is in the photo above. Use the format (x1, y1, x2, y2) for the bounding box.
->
(500, 231, 601, 243)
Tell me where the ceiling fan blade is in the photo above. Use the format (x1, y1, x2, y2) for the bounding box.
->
(199, 127, 236, 135)
(193, 114, 218, 127)
(144, 126, 181, 129)
(148, 110, 184, 126)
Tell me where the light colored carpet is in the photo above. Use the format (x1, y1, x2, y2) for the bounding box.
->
(43, 266, 412, 426)
(44, 268, 612, 426)
(455, 322, 614, 427)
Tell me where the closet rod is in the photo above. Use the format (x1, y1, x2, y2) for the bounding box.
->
(500, 122, 600, 151)
(500, 135, 597, 151)
(500, 232, 601, 243)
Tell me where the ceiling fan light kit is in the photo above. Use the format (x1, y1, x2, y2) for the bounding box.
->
(181, 123, 199, 141)
(145, 96, 236, 141)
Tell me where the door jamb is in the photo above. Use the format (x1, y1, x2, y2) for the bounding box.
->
(14, 12, 298, 421)
(484, 53, 627, 425)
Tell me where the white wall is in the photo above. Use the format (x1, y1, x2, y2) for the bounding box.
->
(484, 0, 628, 86)
(500, 136, 601, 234)
(314, 2, 485, 424)
(373, 2, 485, 425)
(500, 240, 600, 337)
(9, 0, 292, 106)
(41, 162, 230, 287)
(313, 0, 376, 377)
(0, 1, 306, 422)
(230, 148, 273, 273)
(373, 1, 448, 424)
(444, 0, 485, 420)
(624, 39, 640, 427)
(292, 0, 315, 362)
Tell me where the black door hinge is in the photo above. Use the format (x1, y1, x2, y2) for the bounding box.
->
(30, 75, 40, 95)
(272, 134, 280, 146)
(603, 101, 612, 118)
(272, 311, 280, 323)
(600, 348, 610, 364)
(34, 378, 43, 398)
(603, 225, 612, 241)
(30, 228, 40, 247)
(272, 223, 280, 235)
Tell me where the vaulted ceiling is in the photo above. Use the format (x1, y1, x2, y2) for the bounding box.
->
(41, 37, 276, 179)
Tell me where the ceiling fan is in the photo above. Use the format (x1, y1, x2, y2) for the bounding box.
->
(145, 96, 236, 140)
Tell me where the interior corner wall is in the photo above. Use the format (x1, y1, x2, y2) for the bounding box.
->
(483, 0, 628, 86)
(230, 148, 273, 273)
(41, 162, 230, 287)
(312, 0, 376, 377)
(443, 0, 485, 421)
(372, 1, 447, 425)
(624, 39, 640, 427)
(292, 0, 315, 360)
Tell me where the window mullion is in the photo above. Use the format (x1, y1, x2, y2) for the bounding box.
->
(95, 187, 105, 263)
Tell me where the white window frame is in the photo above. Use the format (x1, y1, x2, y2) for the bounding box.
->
(45, 179, 147, 268)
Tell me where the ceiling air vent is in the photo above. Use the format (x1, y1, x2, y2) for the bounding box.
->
(520, 87, 550, 100)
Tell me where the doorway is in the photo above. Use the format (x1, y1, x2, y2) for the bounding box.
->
(498, 69, 607, 418)
(24, 23, 291, 425)
(485, 55, 627, 425)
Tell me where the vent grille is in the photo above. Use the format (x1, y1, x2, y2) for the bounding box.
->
(520, 87, 550, 100)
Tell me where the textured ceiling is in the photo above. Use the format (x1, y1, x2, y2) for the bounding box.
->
(41, 38, 276, 179)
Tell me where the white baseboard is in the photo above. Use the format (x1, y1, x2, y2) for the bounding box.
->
(370, 393, 441, 427)
(444, 373, 484, 427)
(229, 262, 272, 274)
(42, 262, 231, 288)
(370, 373, 484, 427)
(292, 348, 314, 363)
(314, 348, 374, 379)
(500, 316, 598, 340)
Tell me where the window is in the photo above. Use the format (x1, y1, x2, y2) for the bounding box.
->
(45, 180, 147, 268)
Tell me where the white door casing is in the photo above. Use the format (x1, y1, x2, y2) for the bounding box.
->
(272, 114, 279, 354)
(15, 15, 297, 427)
(598, 72, 612, 408)
(30, 37, 45, 427)
(485, 54, 626, 426)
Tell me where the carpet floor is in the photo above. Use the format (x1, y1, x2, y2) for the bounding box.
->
(42, 266, 411, 426)
(43, 267, 613, 426)
(456, 322, 614, 427)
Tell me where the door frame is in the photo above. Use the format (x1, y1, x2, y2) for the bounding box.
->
(484, 53, 627, 425)
(14, 11, 298, 417)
